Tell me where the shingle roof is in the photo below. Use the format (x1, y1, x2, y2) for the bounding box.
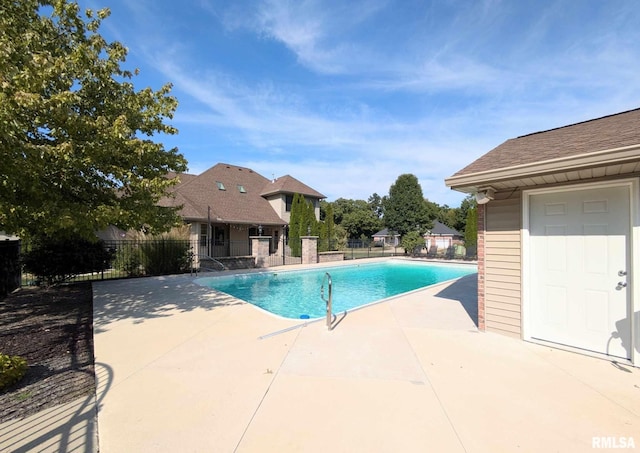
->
(261, 175, 325, 198)
(452, 108, 640, 177)
(428, 221, 462, 237)
(160, 163, 324, 225)
(372, 228, 399, 237)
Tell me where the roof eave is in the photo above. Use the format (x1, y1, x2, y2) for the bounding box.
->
(445, 144, 640, 193)
(261, 190, 326, 199)
(183, 217, 286, 226)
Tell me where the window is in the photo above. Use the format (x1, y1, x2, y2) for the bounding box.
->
(216, 181, 225, 190)
(214, 227, 225, 246)
(285, 194, 293, 212)
(237, 184, 246, 193)
(200, 224, 208, 246)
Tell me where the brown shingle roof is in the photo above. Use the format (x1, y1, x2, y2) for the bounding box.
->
(165, 171, 198, 184)
(261, 175, 326, 198)
(161, 163, 324, 225)
(452, 108, 640, 177)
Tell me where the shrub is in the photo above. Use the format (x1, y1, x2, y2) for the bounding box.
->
(401, 231, 426, 256)
(0, 353, 28, 391)
(140, 239, 191, 275)
(113, 245, 144, 277)
(22, 238, 115, 285)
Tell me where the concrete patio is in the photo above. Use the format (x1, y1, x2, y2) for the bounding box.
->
(2, 260, 639, 452)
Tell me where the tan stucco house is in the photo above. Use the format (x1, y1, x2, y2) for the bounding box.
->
(445, 108, 640, 366)
(160, 163, 325, 259)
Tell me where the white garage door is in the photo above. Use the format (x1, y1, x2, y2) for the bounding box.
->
(529, 185, 631, 359)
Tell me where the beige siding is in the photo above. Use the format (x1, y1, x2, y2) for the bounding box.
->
(486, 319, 521, 338)
(484, 192, 522, 338)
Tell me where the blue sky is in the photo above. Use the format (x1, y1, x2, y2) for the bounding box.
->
(80, 0, 640, 206)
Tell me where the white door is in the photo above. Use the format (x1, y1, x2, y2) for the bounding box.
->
(529, 185, 631, 359)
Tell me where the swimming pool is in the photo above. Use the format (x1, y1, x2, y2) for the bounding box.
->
(196, 260, 477, 319)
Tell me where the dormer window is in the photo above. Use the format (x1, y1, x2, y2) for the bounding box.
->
(237, 184, 246, 193)
(216, 181, 226, 190)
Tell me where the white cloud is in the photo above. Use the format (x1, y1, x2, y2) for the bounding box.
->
(221, 0, 390, 74)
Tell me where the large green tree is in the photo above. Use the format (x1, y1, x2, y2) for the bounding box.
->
(0, 0, 187, 240)
(325, 197, 382, 239)
(455, 195, 477, 233)
(319, 203, 335, 251)
(367, 193, 384, 219)
(464, 206, 478, 247)
(288, 193, 305, 256)
(383, 174, 432, 236)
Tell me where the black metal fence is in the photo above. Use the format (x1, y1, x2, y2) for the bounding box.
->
(6, 236, 477, 291)
(14, 237, 305, 287)
(327, 239, 476, 261)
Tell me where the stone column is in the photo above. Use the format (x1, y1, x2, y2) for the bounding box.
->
(251, 236, 270, 267)
(301, 236, 318, 265)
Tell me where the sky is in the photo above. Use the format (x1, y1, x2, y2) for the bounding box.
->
(79, 0, 640, 207)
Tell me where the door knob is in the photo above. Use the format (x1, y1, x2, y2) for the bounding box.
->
(618, 270, 627, 276)
(616, 282, 628, 290)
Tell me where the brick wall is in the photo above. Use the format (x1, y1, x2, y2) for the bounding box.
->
(318, 252, 344, 263)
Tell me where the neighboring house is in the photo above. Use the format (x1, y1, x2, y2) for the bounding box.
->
(372, 228, 400, 247)
(423, 221, 463, 251)
(445, 108, 640, 366)
(160, 163, 325, 258)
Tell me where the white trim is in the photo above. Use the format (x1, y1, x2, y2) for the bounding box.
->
(522, 192, 531, 340)
(522, 178, 638, 366)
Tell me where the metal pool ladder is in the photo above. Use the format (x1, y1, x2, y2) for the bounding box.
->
(320, 272, 333, 331)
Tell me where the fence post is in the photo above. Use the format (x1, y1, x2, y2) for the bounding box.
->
(301, 236, 318, 264)
(251, 236, 270, 267)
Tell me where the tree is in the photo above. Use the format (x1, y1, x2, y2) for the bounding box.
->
(383, 174, 432, 237)
(324, 203, 335, 243)
(330, 198, 357, 225)
(455, 195, 477, 233)
(325, 198, 383, 239)
(319, 203, 335, 251)
(465, 207, 478, 247)
(304, 199, 319, 237)
(288, 193, 305, 256)
(367, 193, 384, 219)
(0, 1, 187, 241)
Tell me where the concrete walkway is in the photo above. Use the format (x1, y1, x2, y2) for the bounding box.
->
(4, 260, 637, 452)
(88, 263, 640, 452)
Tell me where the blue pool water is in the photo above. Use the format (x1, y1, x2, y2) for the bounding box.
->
(196, 260, 476, 319)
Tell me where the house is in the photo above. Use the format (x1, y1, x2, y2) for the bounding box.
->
(372, 228, 400, 247)
(160, 163, 325, 259)
(423, 221, 463, 251)
(445, 108, 640, 367)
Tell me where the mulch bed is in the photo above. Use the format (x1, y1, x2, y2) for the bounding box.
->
(0, 283, 95, 423)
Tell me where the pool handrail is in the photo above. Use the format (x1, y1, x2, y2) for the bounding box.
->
(321, 272, 333, 331)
